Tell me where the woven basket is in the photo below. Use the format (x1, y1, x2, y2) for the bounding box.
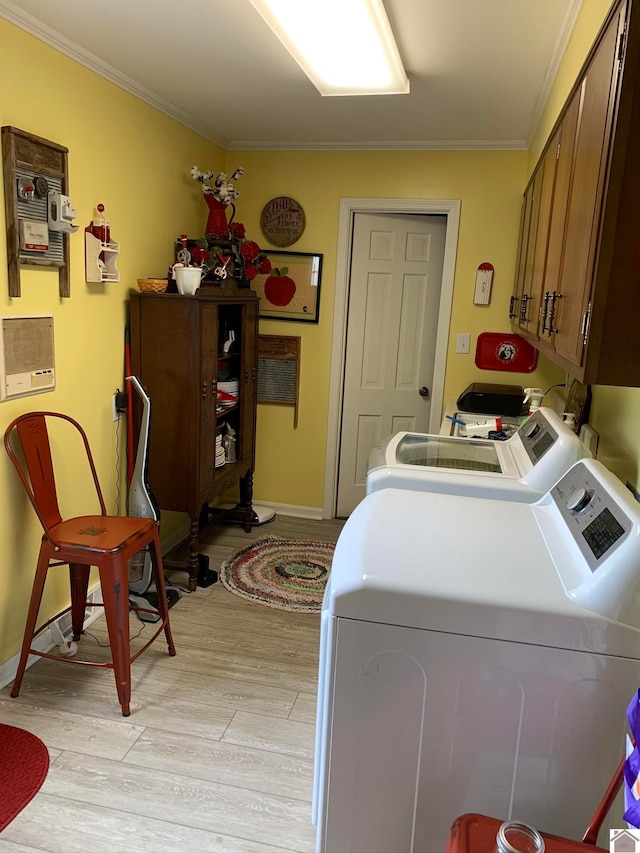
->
(137, 278, 168, 293)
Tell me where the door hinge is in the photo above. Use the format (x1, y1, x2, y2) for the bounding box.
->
(618, 23, 627, 63)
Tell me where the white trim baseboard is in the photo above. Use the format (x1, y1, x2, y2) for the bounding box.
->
(258, 501, 323, 520)
(0, 582, 104, 690)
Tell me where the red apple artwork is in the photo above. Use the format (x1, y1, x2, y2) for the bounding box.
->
(265, 267, 296, 307)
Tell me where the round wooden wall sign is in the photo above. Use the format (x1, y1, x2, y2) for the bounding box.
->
(260, 196, 306, 247)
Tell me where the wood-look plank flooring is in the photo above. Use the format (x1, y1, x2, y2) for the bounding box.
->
(0, 515, 344, 853)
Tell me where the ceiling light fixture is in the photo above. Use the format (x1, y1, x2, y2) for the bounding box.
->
(248, 0, 409, 96)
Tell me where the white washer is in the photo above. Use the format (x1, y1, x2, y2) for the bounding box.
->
(367, 408, 584, 501)
(314, 459, 640, 853)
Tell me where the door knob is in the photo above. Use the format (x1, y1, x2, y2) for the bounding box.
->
(419, 386, 430, 398)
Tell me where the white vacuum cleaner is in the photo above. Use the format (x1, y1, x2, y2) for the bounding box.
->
(126, 375, 182, 621)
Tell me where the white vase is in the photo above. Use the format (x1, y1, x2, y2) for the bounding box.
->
(175, 266, 203, 295)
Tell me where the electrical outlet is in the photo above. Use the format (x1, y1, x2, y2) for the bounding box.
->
(112, 391, 122, 421)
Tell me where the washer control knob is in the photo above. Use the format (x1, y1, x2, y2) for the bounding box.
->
(524, 422, 541, 439)
(566, 487, 592, 513)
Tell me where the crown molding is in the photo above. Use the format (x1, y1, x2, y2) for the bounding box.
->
(0, 0, 228, 149)
(227, 139, 527, 152)
(525, 0, 583, 145)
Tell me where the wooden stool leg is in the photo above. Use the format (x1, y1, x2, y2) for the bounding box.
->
(99, 560, 132, 717)
(150, 533, 176, 656)
(69, 563, 90, 640)
(11, 545, 50, 698)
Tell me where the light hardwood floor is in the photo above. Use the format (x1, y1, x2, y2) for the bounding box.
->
(0, 515, 345, 853)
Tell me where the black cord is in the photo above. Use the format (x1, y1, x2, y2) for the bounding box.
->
(82, 622, 146, 647)
(544, 382, 566, 397)
(114, 416, 122, 515)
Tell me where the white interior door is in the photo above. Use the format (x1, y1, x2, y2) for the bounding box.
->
(336, 212, 447, 517)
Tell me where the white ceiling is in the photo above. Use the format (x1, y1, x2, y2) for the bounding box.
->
(0, 0, 582, 151)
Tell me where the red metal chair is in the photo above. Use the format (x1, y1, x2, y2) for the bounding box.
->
(446, 756, 624, 852)
(4, 411, 176, 716)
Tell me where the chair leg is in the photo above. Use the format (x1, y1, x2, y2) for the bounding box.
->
(11, 544, 50, 698)
(99, 559, 132, 717)
(69, 563, 90, 640)
(150, 531, 176, 657)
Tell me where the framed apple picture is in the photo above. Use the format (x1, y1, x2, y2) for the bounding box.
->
(253, 251, 323, 323)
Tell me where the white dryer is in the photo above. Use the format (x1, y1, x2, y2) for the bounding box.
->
(367, 407, 583, 501)
(314, 459, 640, 853)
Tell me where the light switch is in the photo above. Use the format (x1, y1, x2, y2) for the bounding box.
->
(456, 333, 470, 354)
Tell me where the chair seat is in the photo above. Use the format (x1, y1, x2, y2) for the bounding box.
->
(49, 515, 158, 554)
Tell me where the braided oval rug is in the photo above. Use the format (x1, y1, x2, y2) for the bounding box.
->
(220, 535, 335, 612)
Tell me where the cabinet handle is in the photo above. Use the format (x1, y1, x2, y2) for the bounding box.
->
(509, 295, 517, 320)
(211, 379, 217, 397)
(582, 301, 592, 345)
(252, 367, 256, 381)
(519, 294, 531, 324)
(541, 292, 551, 334)
(202, 382, 207, 399)
(547, 291, 562, 336)
(245, 369, 249, 383)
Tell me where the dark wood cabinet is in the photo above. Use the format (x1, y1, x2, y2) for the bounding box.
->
(510, 0, 640, 385)
(129, 283, 259, 590)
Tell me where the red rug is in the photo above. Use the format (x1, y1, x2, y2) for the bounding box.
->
(0, 723, 49, 832)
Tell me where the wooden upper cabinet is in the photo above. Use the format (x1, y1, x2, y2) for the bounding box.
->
(510, 0, 640, 385)
(553, 12, 622, 368)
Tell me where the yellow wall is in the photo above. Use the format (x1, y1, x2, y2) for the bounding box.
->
(4, 0, 617, 670)
(526, 0, 640, 489)
(0, 19, 223, 663)
(227, 150, 564, 509)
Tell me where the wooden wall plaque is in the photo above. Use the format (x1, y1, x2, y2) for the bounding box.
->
(257, 334, 301, 427)
(2, 126, 71, 298)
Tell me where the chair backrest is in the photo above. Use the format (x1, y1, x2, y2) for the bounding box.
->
(4, 412, 106, 541)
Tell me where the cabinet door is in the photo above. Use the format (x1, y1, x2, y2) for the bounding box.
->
(198, 304, 218, 501)
(239, 300, 258, 461)
(511, 182, 535, 326)
(525, 135, 559, 337)
(552, 8, 623, 368)
(540, 93, 580, 333)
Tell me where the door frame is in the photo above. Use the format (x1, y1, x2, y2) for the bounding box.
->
(323, 197, 461, 519)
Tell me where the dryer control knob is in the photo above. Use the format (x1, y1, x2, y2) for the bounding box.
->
(566, 487, 592, 513)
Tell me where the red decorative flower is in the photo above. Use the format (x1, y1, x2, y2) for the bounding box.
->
(200, 219, 270, 286)
(244, 263, 258, 281)
(240, 240, 260, 262)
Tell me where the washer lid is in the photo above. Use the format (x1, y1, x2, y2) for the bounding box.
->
(326, 487, 640, 657)
(367, 409, 582, 497)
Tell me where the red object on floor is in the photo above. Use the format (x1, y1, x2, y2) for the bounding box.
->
(446, 756, 624, 852)
(475, 332, 538, 372)
(446, 814, 608, 853)
(0, 723, 49, 831)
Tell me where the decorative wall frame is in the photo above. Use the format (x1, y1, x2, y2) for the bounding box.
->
(2, 126, 72, 297)
(253, 251, 322, 322)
